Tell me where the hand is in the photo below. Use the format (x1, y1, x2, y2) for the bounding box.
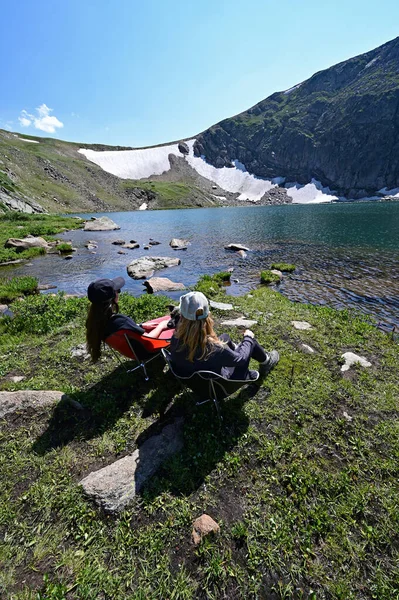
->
(244, 329, 254, 338)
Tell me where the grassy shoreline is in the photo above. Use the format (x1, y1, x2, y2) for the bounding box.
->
(0, 275, 398, 599)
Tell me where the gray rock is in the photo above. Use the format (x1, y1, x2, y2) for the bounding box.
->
(225, 243, 250, 252)
(220, 317, 257, 327)
(0, 390, 64, 419)
(80, 419, 184, 512)
(122, 243, 140, 249)
(111, 239, 126, 245)
(149, 240, 161, 246)
(118, 250, 127, 255)
(170, 238, 190, 249)
(209, 301, 234, 311)
(127, 256, 181, 279)
(341, 352, 372, 372)
(5, 236, 50, 251)
(84, 217, 120, 231)
(0, 259, 24, 266)
(9, 376, 25, 383)
(178, 142, 190, 155)
(270, 269, 283, 279)
(144, 277, 186, 293)
(71, 344, 90, 360)
(292, 321, 313, 330)
(65, 255, 73, 260)
(300, 343, 315, 354)
(37, 284, 57, 291)
(237, 250, 247, 258)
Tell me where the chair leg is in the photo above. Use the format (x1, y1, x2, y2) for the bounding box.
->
(141, 362, 149, 381)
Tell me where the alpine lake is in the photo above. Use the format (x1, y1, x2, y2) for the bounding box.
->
(6, 200, 399, 330)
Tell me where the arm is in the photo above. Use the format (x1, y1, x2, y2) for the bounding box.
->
(143, 319, 169, 339)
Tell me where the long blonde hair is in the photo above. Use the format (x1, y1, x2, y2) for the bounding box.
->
(86, 299, 118, 362)
(175, 310, 223, 362)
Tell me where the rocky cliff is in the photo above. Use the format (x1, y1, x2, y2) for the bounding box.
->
(195, 37, 399, 198)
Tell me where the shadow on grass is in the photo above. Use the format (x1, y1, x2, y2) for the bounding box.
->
(140, 385, 253, 499)
(32, 356, 181, 455)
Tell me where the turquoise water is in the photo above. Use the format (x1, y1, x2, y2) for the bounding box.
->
(6, 201, 399, 328)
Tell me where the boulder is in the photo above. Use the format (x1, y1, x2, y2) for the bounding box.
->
(170, 238, 190, 249)
(0, 390, 65, 419)
(80, 419, 184, 513)
(111, 239, 126, 245)
(225, 243, 250, 252)
(192, 515, 220, 545)
(341, 352, 372, 372)
(83, 217, 120, 231)
(143, 278, 186, 294)
(127, 256, 181, 280)
(178, 142, 190, 155)
(5, 236, 50, 251)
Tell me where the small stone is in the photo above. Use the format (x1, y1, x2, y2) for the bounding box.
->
(170, 238, 189, 249)
(343, 411, 353, 422)
(192, 514, 220, 545)
(10, 376, 25, 383)
(71, 344, 90, 359)
(118, 250, 127, 255)
(237, 250, 247, 258)
(65, 255, 73, 260)
(122, 243, 140, 249)
(270, 269, 283, 279)
(220, 317, 257, 327)
(292, 321, 313, 330)
(143, 245, 150, 250)
(341, 352, 372, 373)
(209, 301, 234, 311)
(225, 243, 250, 252)
(111, 239, 126, 245)
(149, 240, 161, 246)
(37, 284, 57, 291)
(300, 343, 315, 354)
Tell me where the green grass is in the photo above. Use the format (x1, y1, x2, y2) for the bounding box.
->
(0, 212, 82, 264)
(271, 263, 296, 273)
(260, 269, 281, 285)
(194, 272, 231, 297)
(0, 275, 38, 303)
(56, 242, 73, 253)
(0, 280, 398, 598)
(0, 171, 17, 193)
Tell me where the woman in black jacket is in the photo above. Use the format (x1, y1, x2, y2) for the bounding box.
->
(170, 291, 279, 380)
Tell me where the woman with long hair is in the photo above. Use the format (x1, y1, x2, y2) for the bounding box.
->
(170, 291, 279, 380)
(86, 277, 169, 362)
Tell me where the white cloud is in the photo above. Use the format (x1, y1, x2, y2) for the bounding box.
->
(18, 104, 64, 134)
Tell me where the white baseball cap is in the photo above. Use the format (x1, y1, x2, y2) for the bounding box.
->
(179, 291, 209, 321)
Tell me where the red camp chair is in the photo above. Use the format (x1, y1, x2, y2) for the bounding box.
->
(104, 316, 174, 381)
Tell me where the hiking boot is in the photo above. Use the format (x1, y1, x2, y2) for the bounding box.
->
(259, 350, 279, 376)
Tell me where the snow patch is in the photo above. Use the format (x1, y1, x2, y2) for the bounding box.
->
(78, 142, 183, 179)
(283, 83, 302, 95)
(185, 140, 277, 201)
(285, 179, 338, 204)
(18, 138, 39, 143)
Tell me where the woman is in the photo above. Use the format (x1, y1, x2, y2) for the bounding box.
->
(86, 277, 170, 362)
(170, 291, 279, 380)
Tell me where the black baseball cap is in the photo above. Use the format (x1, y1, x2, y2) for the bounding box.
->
(87, 277, 125, 303)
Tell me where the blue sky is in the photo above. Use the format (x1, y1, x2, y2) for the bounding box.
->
(2, 0, 398, 147)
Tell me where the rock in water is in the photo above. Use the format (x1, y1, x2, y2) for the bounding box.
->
(224, 243, 250, 252)
(170, 238, 190, 249)
(84, 217, 120, 231)
(80, 419, 184, 512)
(127, 256, 181, 279)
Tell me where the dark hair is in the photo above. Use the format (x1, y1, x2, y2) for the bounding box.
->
(86, 299, 118, 362)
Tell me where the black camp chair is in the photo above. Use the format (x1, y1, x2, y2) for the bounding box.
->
(162, 348, 259, 419)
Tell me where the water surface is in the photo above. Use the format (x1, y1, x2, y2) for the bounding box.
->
(5, 201, 399, 328)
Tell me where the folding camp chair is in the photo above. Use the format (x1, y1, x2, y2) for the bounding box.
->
(161, 348, 259, 419)
(105, 317, 174, 381)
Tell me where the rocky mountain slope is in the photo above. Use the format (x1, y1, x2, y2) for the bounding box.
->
(195, 36, 399, 198)
(1, 36, 399, 213)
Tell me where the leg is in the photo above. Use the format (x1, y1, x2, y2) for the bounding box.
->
(219, 333, 236, 350)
